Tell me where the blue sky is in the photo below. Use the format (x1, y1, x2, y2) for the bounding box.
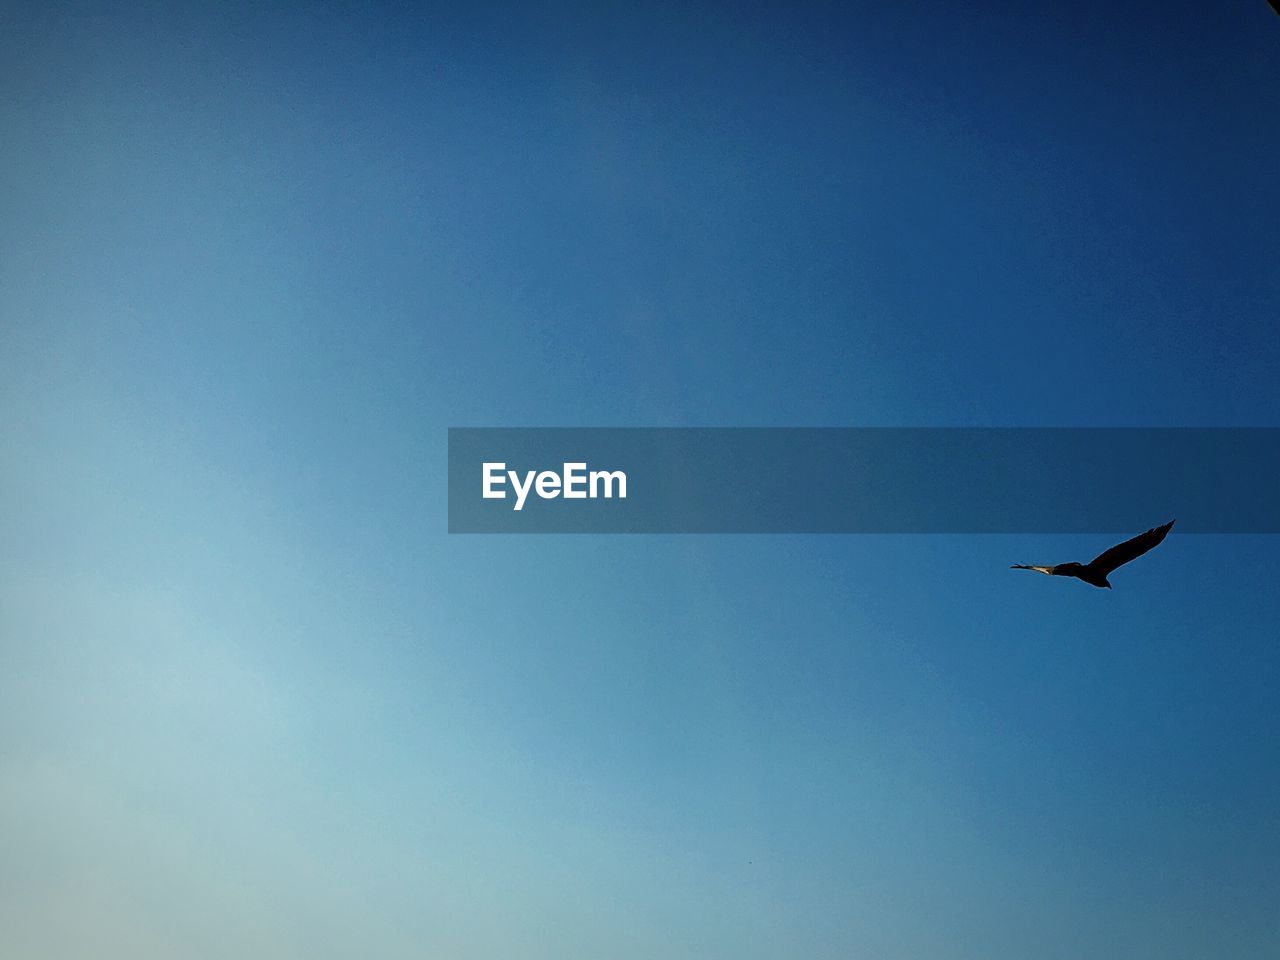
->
(2, 2, 1279, 957)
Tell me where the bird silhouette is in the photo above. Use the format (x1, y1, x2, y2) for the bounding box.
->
(1012, 520, 1175, 589)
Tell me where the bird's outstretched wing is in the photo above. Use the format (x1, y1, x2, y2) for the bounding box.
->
(1088, 520, 1175, 575)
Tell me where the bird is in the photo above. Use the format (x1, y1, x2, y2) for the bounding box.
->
(1011, 520, 1175, 589)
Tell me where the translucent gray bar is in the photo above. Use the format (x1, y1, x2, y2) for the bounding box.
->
(447, 428, 1280, 533)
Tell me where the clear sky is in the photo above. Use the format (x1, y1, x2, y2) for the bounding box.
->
(2, 2, 1279, 957)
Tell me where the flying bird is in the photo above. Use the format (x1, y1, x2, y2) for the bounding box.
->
(1012, 520, 1175, 589)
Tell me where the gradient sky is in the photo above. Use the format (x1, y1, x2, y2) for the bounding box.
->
(3, 2, 1279, 958)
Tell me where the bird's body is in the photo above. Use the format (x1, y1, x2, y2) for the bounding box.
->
(1012, 521, 1175, 589)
